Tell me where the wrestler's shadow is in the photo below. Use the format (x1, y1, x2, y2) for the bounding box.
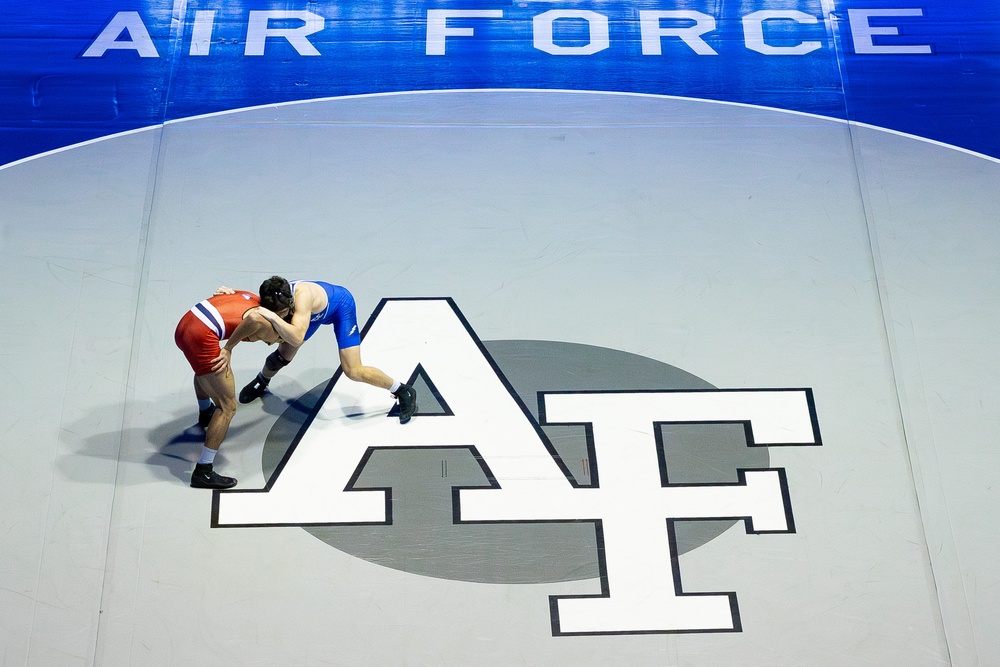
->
(61, 380, 327, 486)
(153, 384, 327, 484)
(153, 414, 266, 484)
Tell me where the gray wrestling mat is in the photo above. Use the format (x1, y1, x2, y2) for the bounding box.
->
(1, 90, 998, 664)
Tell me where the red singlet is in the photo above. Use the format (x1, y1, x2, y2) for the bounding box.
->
(174, 291, 260, 375)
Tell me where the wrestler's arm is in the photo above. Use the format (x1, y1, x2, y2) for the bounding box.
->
(256, 292, 313, 347)
(210, 311, 271, 373)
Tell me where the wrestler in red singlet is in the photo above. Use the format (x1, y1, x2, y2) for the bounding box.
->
(175, 291, 261, 375)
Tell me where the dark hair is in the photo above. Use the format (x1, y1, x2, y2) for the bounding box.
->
(259, 275, 293, 313)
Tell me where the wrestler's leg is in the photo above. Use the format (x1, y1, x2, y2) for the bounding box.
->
(194, 376, 216, 428)
(340, 346, 417, 423)
(190, 368, 239, 488)
(338, 345, 393, 389)
(239, 341, 293, 403)
(195, 368, 238, 452)
(239, 334, 309, 403)
(194, 377, 210, 401)
(262, 340, 299, 380)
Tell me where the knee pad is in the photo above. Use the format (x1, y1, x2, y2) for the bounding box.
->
(264, 350, 291, 373)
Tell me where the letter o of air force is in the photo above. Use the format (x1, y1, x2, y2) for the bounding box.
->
(533, 10, 610, 56)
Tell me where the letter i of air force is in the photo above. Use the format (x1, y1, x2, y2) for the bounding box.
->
(216, 298, 818, 634)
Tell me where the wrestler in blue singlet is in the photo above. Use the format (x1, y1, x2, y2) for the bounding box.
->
(290, 280, 362, 348)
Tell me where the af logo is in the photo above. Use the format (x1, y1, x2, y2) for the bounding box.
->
(215, 298, 821, 635)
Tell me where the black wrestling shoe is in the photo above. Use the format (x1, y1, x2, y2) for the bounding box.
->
(393, 384, 417, 424)
(190, 463, 237, 489)
(198, 403, 217, 429)
(239, 374, 270, 404)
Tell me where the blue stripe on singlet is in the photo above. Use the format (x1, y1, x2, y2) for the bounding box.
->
(195, 302, 224, 338)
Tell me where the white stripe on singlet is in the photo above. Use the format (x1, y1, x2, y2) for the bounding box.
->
(191, 300, 225, 339)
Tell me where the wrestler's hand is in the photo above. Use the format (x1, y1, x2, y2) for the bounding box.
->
(211, 348, 232, 373)
(214, 285, 236, 295)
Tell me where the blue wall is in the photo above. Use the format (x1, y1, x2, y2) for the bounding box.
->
(2, 0, 998, 165)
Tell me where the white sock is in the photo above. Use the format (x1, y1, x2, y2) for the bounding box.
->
(390, 381, 401, 394)
(198, 446, 218, 465)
